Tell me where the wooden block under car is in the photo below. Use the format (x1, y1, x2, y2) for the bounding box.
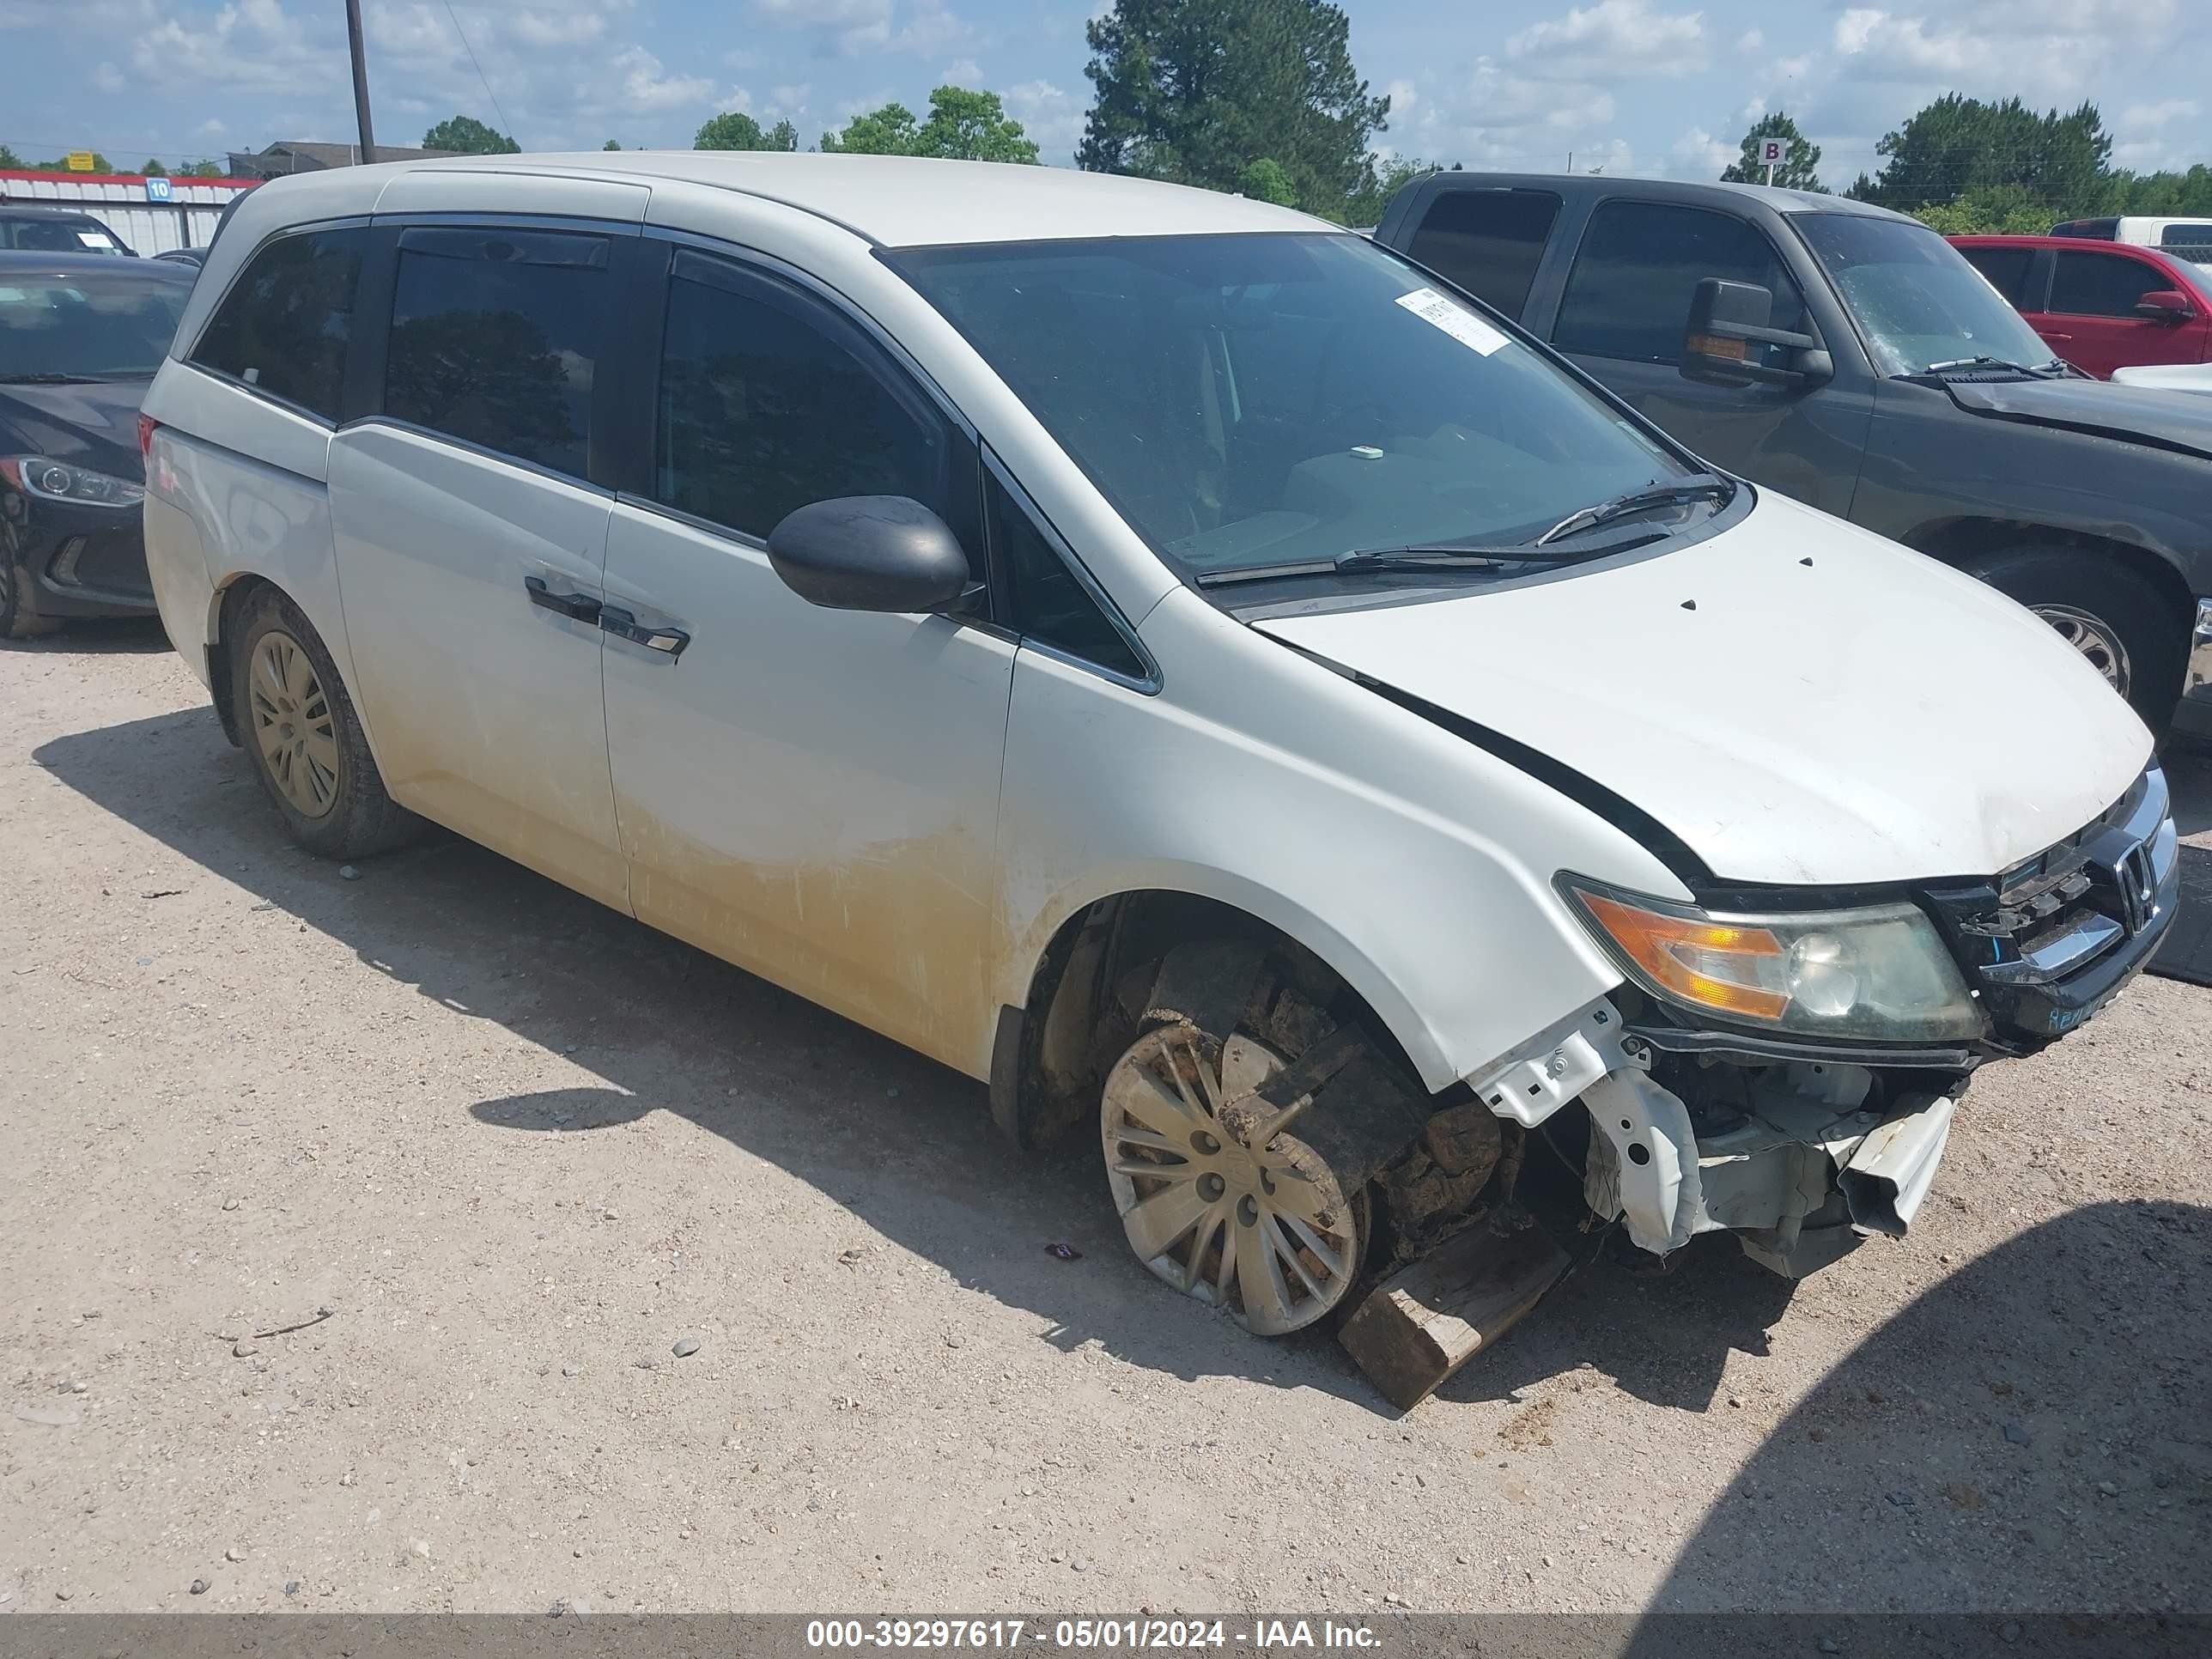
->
(1338, 1223, 1570, 1411)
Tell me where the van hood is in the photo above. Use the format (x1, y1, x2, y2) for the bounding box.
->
(1944, 375, 2212, 460)
(1253, 494, 2152, 887)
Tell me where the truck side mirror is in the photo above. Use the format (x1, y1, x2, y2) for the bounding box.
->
(2133, 289, 2197, 325)
(1682, 277, 1829, 387)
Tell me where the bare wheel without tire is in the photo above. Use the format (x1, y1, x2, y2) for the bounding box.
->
(1102, 1021, 1365, 1334)
(230, 586, 419, 860)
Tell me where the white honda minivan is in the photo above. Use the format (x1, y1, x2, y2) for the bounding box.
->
(141, 154, 2179, 1343)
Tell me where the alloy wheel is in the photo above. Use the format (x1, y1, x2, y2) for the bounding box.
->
(2033, 603, 2132, 697)
(1101, 1023, 1364, 1334)
(249, 629, 341, 819)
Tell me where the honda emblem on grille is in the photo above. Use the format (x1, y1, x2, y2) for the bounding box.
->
(2115, 841, 2158, 935)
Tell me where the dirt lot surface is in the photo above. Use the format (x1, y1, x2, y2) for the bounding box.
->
(3, 623, 2209, 1618)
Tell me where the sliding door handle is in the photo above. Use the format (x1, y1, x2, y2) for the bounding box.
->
(525, 574, 603, 623)
(599, 605, 690, 660)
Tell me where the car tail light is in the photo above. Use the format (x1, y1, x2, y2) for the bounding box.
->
(138, 414, 158, 461)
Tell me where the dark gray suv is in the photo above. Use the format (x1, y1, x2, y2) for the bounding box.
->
(1375, 174, 2212, 738)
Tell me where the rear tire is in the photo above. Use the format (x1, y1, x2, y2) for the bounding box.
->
(229, 586, 419, 860)
(1965, 544, 2185, 731)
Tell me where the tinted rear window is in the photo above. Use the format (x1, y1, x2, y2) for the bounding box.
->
(1405, 189, 1559, 318)
(384, 225, 610, 479)
(191, 226, 367, 420)
(1958, 245, 2036, 306)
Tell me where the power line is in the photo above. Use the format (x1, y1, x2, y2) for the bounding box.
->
(441, 2, 514, 141)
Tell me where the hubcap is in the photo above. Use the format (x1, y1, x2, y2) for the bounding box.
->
(2033, 604, 2131, 697)
(1101, 1024, 1363, 1335)
(249, 629, 340, 818)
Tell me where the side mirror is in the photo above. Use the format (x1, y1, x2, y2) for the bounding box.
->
(2133, 289, 2197, 324)
(766, 495, 977, 615)
(1682, 277, 1828, 387)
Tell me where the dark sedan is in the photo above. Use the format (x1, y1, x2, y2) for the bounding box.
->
(1, 252, 191, 637)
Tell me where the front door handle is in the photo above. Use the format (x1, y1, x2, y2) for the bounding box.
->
(525, 574, 603, 623)
(599, 605, 690, 660)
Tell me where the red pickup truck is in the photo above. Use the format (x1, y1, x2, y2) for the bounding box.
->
(1951, 234, 2212, 379)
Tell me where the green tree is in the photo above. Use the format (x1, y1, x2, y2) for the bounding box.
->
(603, 139, 623, 151)
(1237, 157, 1299, 206)
(1079, 0, 1389, 220)
(695, 111, 798, 151)
(1909, 185, 2059, 235)
(913, 87, 1038, 162)
(177, 159, 225, 178)
(1857, 94, 2112, 214)
(32, 151, 112, 173)
(141, 158, 168, 177)
(422, 115, 520, 155)
(1719, 111, 1825, 192)
(821, 102, 920, 155)
(0, 144, 23, 169)
(1342, 155, 1439, 226)
(823, 88, 1039, 162)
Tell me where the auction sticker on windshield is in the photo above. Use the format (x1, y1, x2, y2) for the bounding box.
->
(1395, 286, 1509, 356)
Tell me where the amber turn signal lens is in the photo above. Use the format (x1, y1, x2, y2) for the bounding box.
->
(1576, 890, 1790, 1020)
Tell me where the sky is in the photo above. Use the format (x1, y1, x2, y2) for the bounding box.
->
(0, 0, 2207, 191)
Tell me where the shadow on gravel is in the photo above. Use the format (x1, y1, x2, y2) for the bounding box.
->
(39, 705, 2172, 1431)
(1629, 1200, 2211, 1631)
(1, 616, 173, 655)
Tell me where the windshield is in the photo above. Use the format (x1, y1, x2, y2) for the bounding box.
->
(3, 216, 128, 255)
(1793, 213, 2058, 377)
(889, 232, 1698, 579)
(0, 269, 188, 379)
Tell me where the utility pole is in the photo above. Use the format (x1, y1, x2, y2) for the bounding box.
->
(345, 0, 378, 165)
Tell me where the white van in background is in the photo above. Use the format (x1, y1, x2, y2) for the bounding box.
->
(2051, 215, 2212, 264)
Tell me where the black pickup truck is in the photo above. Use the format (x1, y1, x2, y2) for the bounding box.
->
(1373, 174, 2212, 739)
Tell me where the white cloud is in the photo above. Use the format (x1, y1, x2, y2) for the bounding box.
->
(941, 57, 981, 86)
(1508, 1, 1706, 79)
(2120, 98, 2198, 131)
(769, 83, 813, 117)
(198, 118, 227, 135)
(507, 10, 607, 48)
(611, 45, 715, 112)
(1384, 78, 1419, 118)
(94, 59, 125, 92)
(1409, 58, 1623, 172)
(1003, 78, 1083, 162)
(1735, 27, 1763, 52)
(1671, 125, 1733, 174)
(1831, 3, 2184, 101)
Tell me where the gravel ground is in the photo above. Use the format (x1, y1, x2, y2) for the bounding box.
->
(3, 623, 2208, 1617)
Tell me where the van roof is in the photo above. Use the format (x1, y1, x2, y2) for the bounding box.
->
(252, 151, 1324, 249)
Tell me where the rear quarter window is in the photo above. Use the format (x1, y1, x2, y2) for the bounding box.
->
(191, 225, 368, 421)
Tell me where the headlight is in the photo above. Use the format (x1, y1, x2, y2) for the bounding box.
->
(0, 455, 143, 509)
(1561, 878, 1984, 1042)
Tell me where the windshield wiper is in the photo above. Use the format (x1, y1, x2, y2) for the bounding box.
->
(0, 372, 105, 385)
(1920, 355, 2044, 376)
(1193, 530, 1667, 586)
(1534, 474, 1735, 545)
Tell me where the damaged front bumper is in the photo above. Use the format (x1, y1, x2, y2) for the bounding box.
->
(1471, 1001, 1966, 1279)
